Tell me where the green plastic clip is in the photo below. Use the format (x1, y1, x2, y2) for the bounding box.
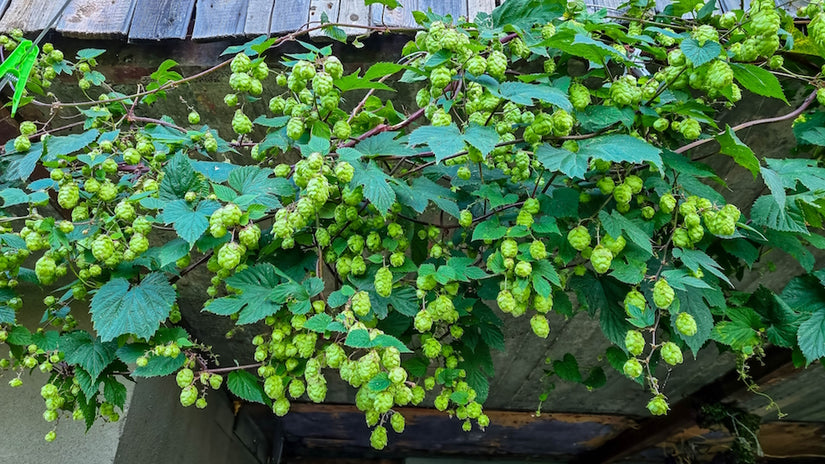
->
(0, 39, 40, 116)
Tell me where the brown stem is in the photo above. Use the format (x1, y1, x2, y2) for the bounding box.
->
(675, 89, 818, 155)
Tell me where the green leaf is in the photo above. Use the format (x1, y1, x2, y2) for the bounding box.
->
(45, 129, 99, 157)
(227, 370, 268, 404)
(496, 81, 572, 111)
(368, 372, 391, 392)
(583, 367, 607, 389)
(680, 38, 721, 67)
(1, 141, 43, 180)
(0, 188, 30, 207)
(90, 273, 176, 342)
(102, 377, 127, 409)
(626, 303, 655, 328)
(161, 199, 220, 245)
(751, 195, 809, 234)
(304, 313, 333, 333)
(157, 238, 190, 268)
(717, 126, 759, 178)
(760, 166, 786, 208)
(798, 310, 825, 363)
(354, 132, 416, 158)
(364, 0, 400, 10)
(696, 0, 716, 20)
(344, 328, 411, 352)
(159, 153, 204, 201)
(577, 135, 662, 171)
(364, 62, 406, 80)
(598, 210, 653, 256)
(553, 353, 582, 383)
(748, 287, 800, 348)
(576, 106, 635, 132)
(464, 124, 500, 157)
(344, 328, 372, 348)
(673, 248, 732, 287)
(334, 71, 395, 92)
(221, 35, 275, 56)
(672, 288, 714, 356)
(764, 157, 825, 193)
(472, 216, 508, 241)
(731, 63, 788, 104)
(228, 165, 290, 208)
(77, 48, 106, 60)
(352, 161, 396, 214)
(60, 332, 117, 381)
(535, 144, 588, 179)
(117, 344, 185, 377)
(408, 124, 464, 163)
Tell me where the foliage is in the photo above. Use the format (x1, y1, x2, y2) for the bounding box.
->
(0, 0, 824, 451)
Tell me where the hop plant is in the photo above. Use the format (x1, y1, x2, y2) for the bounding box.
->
(374, 266, 393, 297)
(653, 279, 675, 309)
(661, 342, 684, 365)
(623, 358, 643, 378)
(675, 312, 698, 336)
(647, 395, 669, 415)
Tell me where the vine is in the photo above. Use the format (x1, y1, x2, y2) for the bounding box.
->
(0, 0, 823, 455)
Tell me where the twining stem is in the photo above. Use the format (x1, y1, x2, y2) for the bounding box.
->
(675, 89, 818, 155)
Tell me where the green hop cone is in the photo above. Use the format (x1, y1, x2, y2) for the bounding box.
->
(529, 240, 547, 260)
(35, 256, 57, 285)
(589, 245, 613, 274)
(391, 412, 406, 433)
(14, 134, 31, 152)
(374, 266, 393, 297)
(569, 82, 591, 111)
(653, 278, 675, 309)
(659, 193, 677, 213)
(496, 289, 516, 314)
(567, 225, 591, 251)
(646, 395, 669, 415)
(333, 119, 351, 140)
(623, 358, 643, 378)
(179, 385, 198, 407)
(19, 120, 36, 136)
(323, 56, 343, 79)
(370, 425, 388, 450)
(530, 314, 550, 338)
(661, 341, 683, 365)
(352, 291, 371, 317)
(625, 330, 645, 356)
(500, 238, 518, 258)
(91, 235, 115, 262)
(675, 312, 698, 337)
(232, 110, 253, 135)
(624, 289, 647, 315)
(217, 242, 244, 270)
(188, 111, 200, 125)
(486, 50, 508, 80)
(176, 368, 194, 388)
(57, 182, 80, 209)
(613, 183, 632, 205)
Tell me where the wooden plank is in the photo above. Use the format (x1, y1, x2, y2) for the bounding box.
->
(129, 0, 196, 40)
(192, 0, 248, 39)
(308, 0, 339, 37)
(467, 0, 496, 21)
(269, 0, 310, 33)
(56, 0, 137, 38)
(244, 0, 274, 35)
(273, 403, 635, 459)
(337, 1, 370, 35)
(0, 0, 66, 33)
(419, 0, 466, 18)
(370, 0, 418, 28)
